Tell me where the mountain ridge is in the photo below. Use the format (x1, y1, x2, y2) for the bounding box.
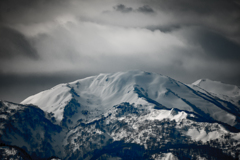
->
(21, 70, 240, 129)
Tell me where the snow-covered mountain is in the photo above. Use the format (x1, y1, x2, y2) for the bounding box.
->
(21, 70, 240, 129)
(1, 70, 240, 159)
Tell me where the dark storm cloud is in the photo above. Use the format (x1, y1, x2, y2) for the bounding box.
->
(113, 4, 155, 14)
(144, 0, 240, 41)
(0, 0, 68, 24)
(148, 0, 240, 15)
(173, 26, 240, 63)
(137, 5, 154, 13)
(113, 4, 133, 13)
(147, 25, 181, 33)
(196, 29, 240, 62)
(0, 26, 39, 59)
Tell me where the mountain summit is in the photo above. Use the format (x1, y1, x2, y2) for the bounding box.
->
(1, 70, 240, 159)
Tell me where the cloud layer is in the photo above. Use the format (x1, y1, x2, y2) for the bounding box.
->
(0, 0, 240, 102)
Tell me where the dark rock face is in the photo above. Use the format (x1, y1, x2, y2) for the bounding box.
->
(0, 101, 62, 160)
(61, 98, 80, 128)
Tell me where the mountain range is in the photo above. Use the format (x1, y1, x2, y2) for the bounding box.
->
(0, 70, 240, 160)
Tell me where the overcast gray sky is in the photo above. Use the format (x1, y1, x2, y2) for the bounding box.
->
(0, 0, 240, 103)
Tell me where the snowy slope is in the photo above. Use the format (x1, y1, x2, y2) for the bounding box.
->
(21, 70, 240, 128)
(190, 79, 240, 108)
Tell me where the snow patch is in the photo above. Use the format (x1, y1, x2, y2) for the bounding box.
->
(185, 123, 228, 142)
(152, 153, 178, 160)
(145, 109, 188, 122)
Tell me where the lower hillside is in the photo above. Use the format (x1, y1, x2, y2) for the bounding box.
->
(1, 101, 240, 160)
(0, 101, 63, 159)
(63, 102, 240, 160)
(0, 144, 32, 160)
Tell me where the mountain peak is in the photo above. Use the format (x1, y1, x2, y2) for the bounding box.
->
(192, 78, 240, 98)
(20, 70, 172, 125)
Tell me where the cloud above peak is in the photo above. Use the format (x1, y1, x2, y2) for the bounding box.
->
(113, 4, 155, 14)
(0, 0, 240, 87)
(113, 4, 133, 13)
(137, 5, 155, 13)
(0, 26, 39, 60)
